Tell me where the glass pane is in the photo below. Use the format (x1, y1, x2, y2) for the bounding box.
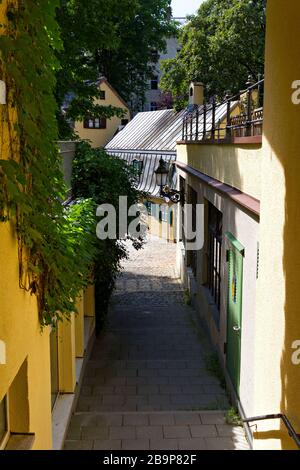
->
(94, 118, 100, 128)
(50, 329, 59, 410)
(88, 119, 94, 128)
(0, 396, 7, 444)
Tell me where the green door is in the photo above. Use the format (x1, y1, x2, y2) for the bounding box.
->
(226, 232, 244, 394)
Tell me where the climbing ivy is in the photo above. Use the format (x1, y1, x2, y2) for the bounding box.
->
(0, 1, 97, 325)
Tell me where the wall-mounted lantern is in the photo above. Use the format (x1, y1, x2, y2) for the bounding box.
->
(155, 158, 182, 203)
(0, 80, 7, 105)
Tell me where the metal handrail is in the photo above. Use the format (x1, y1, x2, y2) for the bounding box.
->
(243, 413, 300, 449)
(182, 78, 264, 142)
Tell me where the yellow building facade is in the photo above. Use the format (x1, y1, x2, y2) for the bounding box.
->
(74, 78, 130, 148)
(251, 0, 300, 450)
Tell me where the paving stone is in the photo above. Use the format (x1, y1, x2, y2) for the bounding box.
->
(102, 395, 126, 406)
(159, 385, 182, 394)
(114, 385, 137, 395)
(64, 440, 93, 450)
(174, 413, 201, 425)
(95, 414, 123, 427)
(178, 438, 206, 450)
(190, 425, 218, 438)
(200, 413, 226, 425)
(136, 426, 163, 440)
(122, 439, 150, 450)
(150, 438, 179, 450)
(205, 437, 239, 450)
(110, 426, 136, 440)
(163, 425, 191, 439)
(81, 426, 109, 440)
(149, 413, 175, 426)
(93, 386, 114, 395)
(93, 439, 122, 450)
(123, 414, 149, 426)
(138, 385, 160, 395)
(66, 424, 82, 440)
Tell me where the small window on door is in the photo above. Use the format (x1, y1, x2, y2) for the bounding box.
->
(0, 395, 9, 449)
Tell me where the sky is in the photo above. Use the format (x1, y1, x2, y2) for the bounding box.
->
(171, 0, 204, 18)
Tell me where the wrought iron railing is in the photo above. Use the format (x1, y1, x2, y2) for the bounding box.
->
(243, 413, 300, 449)
(182, 78, 264, 142)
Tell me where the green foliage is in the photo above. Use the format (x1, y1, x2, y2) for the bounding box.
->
(72, 141, 143, 333)
(226, 407, 242, 426)
(0, 1, 98, 326)
(161, 0, 266, 109)
(56, 0, 177, 136)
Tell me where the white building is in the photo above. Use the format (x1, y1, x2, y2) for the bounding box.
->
(143, 37, 179, 112)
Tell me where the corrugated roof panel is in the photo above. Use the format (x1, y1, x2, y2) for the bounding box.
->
(106, 109, 185, 152)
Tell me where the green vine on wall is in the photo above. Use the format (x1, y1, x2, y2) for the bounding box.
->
(0, 0, 97, 326)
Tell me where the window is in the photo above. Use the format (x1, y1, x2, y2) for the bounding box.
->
(190, 87, 194, 97)
(83, 117, 107, 129)
(121, 119, 129, 126)
(150, 77, 159, 90)
(187, 186, 198, 276)
(159, 204, 168, 223)
(0, 395, 9, 449)
(206, 202, 223, 310)
(131, 159, 143, 177)
(144, 201, 152, 215)
(99, 90, 105, 100)
(179, 176, 185, 241)
(150, 102, 158, 111)
(50, 328, 59, 410)
(150, 203, 159, 219)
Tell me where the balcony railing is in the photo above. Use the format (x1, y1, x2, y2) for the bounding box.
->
(182, 79, 264, 142)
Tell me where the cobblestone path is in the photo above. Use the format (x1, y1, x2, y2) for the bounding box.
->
(65, 236, 249, 450)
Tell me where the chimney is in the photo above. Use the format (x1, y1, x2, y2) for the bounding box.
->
(189, 82, 204, 106)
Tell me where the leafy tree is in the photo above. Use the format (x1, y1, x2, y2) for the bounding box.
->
(160, 0, 266, 110)
(56, 0, 176, 137)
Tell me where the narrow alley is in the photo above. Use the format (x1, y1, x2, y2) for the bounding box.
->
(65, 236, 249, 450)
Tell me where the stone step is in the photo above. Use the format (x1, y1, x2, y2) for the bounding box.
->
(64, 411, 249, 450)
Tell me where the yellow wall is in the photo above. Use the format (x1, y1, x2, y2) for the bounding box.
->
(75, 81, 130, 148)
(252, 1, 300, 450)
(177, 142, 262, 200)
(146, 197, 176, 242)
(0, 222, 52, 450)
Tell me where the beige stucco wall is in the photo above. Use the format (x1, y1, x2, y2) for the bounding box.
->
(74, 81, 130, 148)
(176, 168, 259, 425)
(177, 143, 262, 201)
